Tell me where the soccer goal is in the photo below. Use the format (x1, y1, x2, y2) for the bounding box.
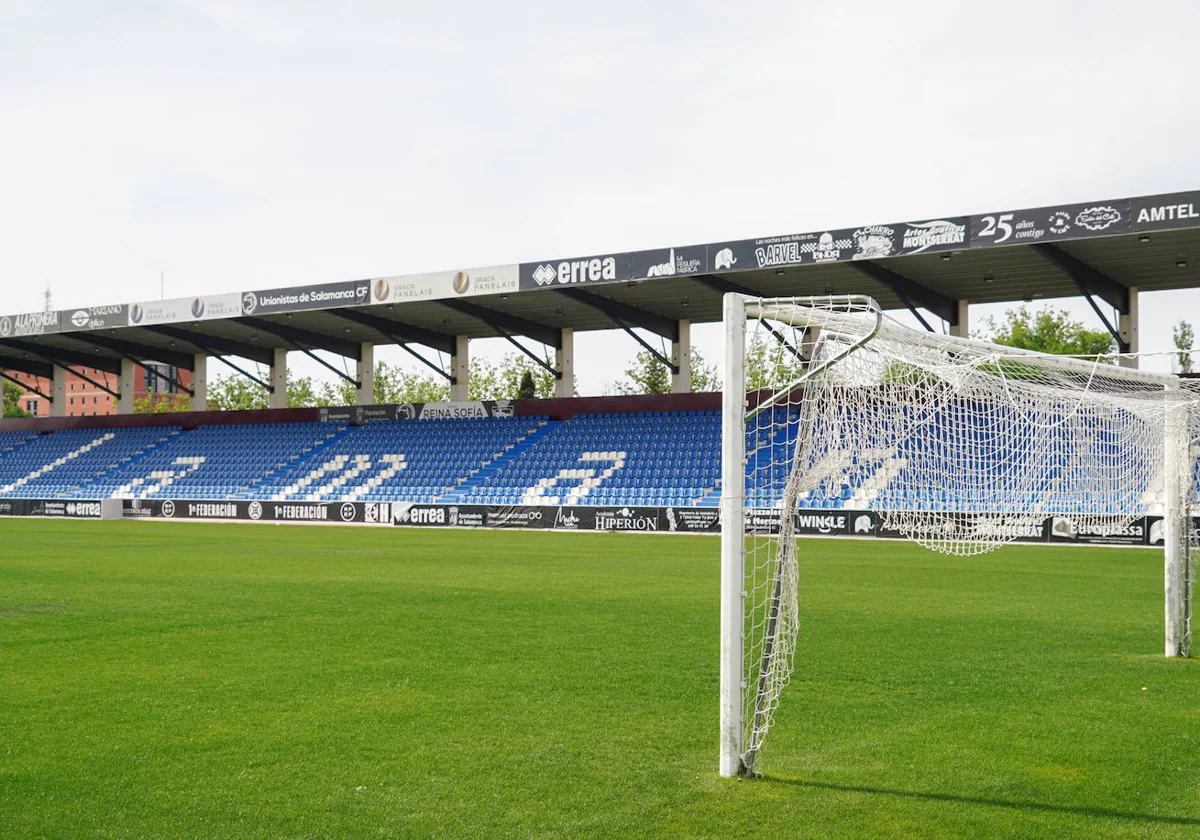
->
(719, 294, 1200, 778)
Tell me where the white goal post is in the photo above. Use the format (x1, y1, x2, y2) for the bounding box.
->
(719, 294, 1200, 778)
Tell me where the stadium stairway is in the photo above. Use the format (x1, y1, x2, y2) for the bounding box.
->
(448, 411, 721, 507)
(437, 420, 559, 505)
(254, 415, 548, 504)
(83, 422, 346, 500)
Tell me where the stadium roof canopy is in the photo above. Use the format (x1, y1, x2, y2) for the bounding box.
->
(2, 188, 1199, 380)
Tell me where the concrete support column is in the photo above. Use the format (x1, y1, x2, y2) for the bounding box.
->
(451, 335, 469, 401)
(671, 319, 692, 394)
(555, 328, 574, 398)
(50, 365, 67, 417)
(949, 299, 970, 338)
(191, 355, 207, 412)
(268, 348, 288, 409)
(356, 342, 375, 405)
(1119, 286, 1140, 369)
(117, 359, 136, 414)
(800, 327, 822, 362)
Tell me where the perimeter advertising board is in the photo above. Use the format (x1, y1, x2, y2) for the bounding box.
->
(240, 280, 370, 316)
(1131, 191, 1200, 232)
(127, 293, 243, 326)
(317, 400, 516, 424)
(969, 200, 1131, 248)
(122, 498, 393, 524)
(107, 500, 1171, 545)
(0, 310, 61, 338)
(0, 499, 104, 518)
(519, 253, 631, 291)
(369, 265, 518, 305)
(704, 218, 968, 273)
(59, 305, 129, 332)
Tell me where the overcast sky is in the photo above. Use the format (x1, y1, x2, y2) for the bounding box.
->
(2, 0, 1198, 392)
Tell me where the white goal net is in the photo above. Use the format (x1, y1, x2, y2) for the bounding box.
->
(719, 294, 1200, 778)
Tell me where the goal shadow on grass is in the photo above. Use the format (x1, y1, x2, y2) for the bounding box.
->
(767, 778, 1200, 828)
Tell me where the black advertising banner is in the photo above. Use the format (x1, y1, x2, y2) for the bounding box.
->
(106, 498, 1176, 549)
(970, 200, 1131, 248)
(744, 509, 875, 536)
(391, 503, 487, 527)
(894, 218, 969, 256)
(1047, 516, 1149, 546)
(0, 499, 103, 518)
(704, 218, 968, 274)
(59, 305, 129, 332)
(0, 310, 62, 338)
(1131, 192, 1200, 232)
(589, 506, 663, 532)
(518, 253, 631, 291)
(121, 498, 392, 524)
(705, 234, 815, 273)
(395, 401, 516, 421)
(630, 246, 707, 280)
(240, 280, 369, 316)
(663, 506, 721, 533)
(0, 304, 132, 337)
(317, 401, 518, 424)
(486, 505, 552, 528)
(1146, 517, 1200, 547)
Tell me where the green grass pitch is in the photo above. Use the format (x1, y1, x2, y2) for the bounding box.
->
(2, 520, 1200, 838)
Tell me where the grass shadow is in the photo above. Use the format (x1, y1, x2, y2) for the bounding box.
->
(764, 777, 1200, 827)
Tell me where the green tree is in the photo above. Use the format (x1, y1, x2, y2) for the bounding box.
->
(316, 361, 453, 405)
(468, 354, 556, 400)
(689, 346, 721, 392)
(517, 369, 537, 399)
(206, 374, 269, 411)
(981, 306, 1116, 358)
(3, 381, 31, 418)
(1174, 319, 1194, 374)
(134, 393, 191, 414)
(387, 367, 451, 403)
(285, 374, 321, 408)
(744, 331, 806, 391)
(613, 349, 672, 395)
(612, 345, 723, 395)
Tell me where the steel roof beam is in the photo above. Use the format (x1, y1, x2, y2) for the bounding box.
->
(234, 317, 361, 360)
(1031, 244, 1129, 312)
(0, 370, 51, 401)
(0, 356, 54, 379)
(692, 275, 805, 361)
(554, 288, 678, 341)
(58, 332, 196, 371)
(328, 310, 456, 355)
(847, 261, 959, 330)
(437, 299, 562, 348)
(690, 274, 760, 297)
(141, 325, 276, 366)
(1031, 244, 1128, 349)
(0, 338, 123, 374)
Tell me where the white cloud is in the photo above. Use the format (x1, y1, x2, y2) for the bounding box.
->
(1, 0, 1198, 394)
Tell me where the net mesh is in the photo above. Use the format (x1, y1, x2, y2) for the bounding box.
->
(738, 295, 1200, 774)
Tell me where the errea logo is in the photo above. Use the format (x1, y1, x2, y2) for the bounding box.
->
(409, 506, 446, 525)
(531, 257, 617, 286)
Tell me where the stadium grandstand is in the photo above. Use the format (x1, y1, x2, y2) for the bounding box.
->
(1, 188, 1199, 532)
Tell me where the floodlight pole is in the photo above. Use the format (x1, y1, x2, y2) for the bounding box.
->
(719, 293, 747, 777)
